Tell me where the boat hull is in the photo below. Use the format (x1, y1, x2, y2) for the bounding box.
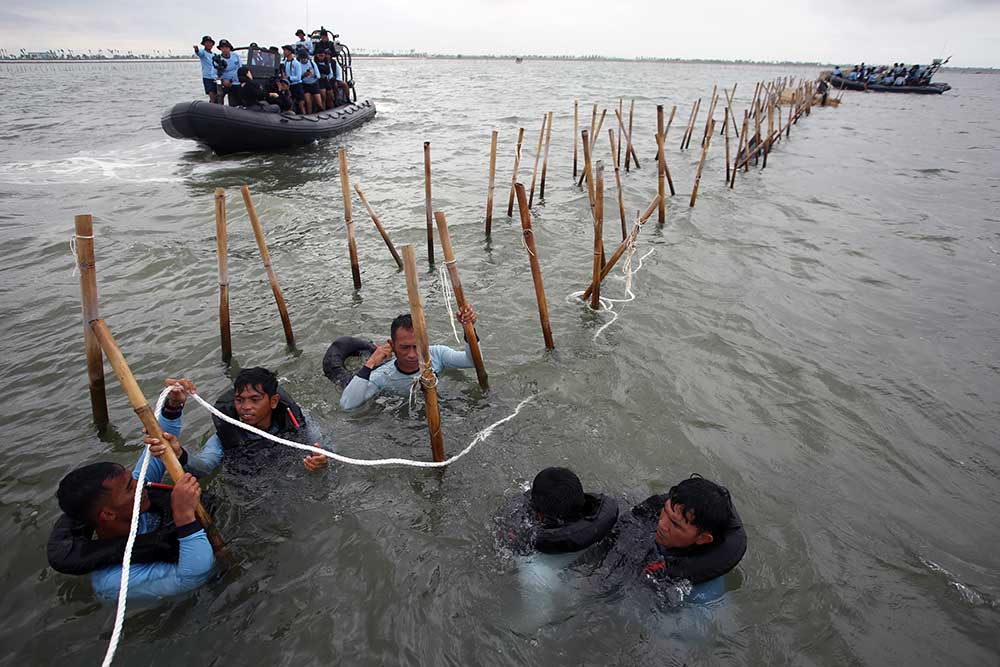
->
(161, 99, 377, 154)
(829, 76, 950, 95)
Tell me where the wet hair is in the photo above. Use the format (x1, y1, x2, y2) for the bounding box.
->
(531, 467, 585, 522)
(56, 462, 126, 524)
(667, 474, 735, 537)
(390, 314, 413, 340)
(233, 367, 278, 397)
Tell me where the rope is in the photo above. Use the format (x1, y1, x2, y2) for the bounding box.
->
(100, 389, 164, 667)
(438, 262, 461, 344)
(569, 235, 654, 340)
(520, 228, 536, 256)
(407, 361, 438, 408)
(69, 233, 94, 277)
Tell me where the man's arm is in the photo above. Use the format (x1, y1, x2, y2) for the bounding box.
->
(340, 341, 393, 410)
(431, 343, 475, 371)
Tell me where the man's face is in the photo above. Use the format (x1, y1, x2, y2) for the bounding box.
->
(655, 499, 712, 549)
(100, 469, 150, 527)
(204, 42, 214, 51)
(390, 327, 420, 373)
(233, 384, 279, 428)
(220, 46, 232, 56)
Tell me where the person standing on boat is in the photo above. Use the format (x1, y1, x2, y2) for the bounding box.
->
(314, 29, 336, 56)
(831, 65, 842, 79)
(294, 29, 313, 54)
(216, 39, 242, 106)
(339, 309, 480, 411)
(298, 47, 323, 114)
(193, 36, 218, 103)
(315, 49, 335, 110)
(282, 45, 306, 114)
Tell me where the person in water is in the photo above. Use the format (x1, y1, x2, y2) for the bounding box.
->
(52, 460, 213, 600)
(339, 308, 480, 411)
(193, 35, 217, 103)
(145, 367, 328, 474)
(281, 45, 306, 114)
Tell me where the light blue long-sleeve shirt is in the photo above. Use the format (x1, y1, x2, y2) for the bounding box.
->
(196, 47, 216, 79)
(340, 343, 476, 410)
(218, 50, 242, 84)
(300, 58, 319, 84)
(283, 58, 303, 84)
(294, 38, 313, 55)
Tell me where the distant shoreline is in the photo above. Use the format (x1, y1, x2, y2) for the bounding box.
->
(0, 56, 991, 72)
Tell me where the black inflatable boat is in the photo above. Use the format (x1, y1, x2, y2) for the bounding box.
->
(829, 76, 950, 94)
(161, 99, 376, 154)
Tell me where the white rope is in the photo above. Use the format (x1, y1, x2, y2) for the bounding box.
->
(99, 389, 164, 667)
(438, 262, 462, 344)
(69, 233, 94, 277)
(569, 244, 654, 341)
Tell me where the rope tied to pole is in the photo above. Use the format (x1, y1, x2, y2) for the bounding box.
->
(438, 263, 461, 344)
(521, 228, 536, 256)
(70, 233, 95, 276)
(408, 359, 439, 407)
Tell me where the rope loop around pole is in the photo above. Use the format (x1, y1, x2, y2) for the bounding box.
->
(521, 228, 536, 256)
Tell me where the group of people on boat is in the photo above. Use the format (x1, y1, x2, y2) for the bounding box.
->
(832, 62, 935, 87)
(192, 28, 351, 114)
(47, 308, 746, 603)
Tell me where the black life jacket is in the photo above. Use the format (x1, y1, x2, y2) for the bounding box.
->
(211, 386, 308, 452)
(494, 491, 619, 556)
(47, 487, 179, 576)
(315, 60, 332, 77)
(633, 493, 747, 584)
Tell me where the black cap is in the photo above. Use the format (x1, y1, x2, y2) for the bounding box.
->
(296, 29, 306, 36)
(218, 39, 233, 48)
(201, 35, 214, 45)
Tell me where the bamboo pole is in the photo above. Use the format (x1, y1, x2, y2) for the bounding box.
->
(684, 98, 701, 150)
(539, 111, 553, 200)
(513, 183, 554, 349)
(662, 105, 677, 196)
(485, 129, 498, 235)
(590, 162, 605, 310)
(354, 183, 403, 269)
(730, 111, 750, 189)
(689, 119, 715, 207)
(423, 141, 434, 265)
(400, 245, 446, 462)
(573, 99, 579, 179)
(724, 83, 739, 137)
(589, 103, 597, 142)
(680, 102, 696, 149)
(581, 129, 596, 212)
(626, 99, 639, 170)
(90, 318, 225, 553)
(724, 107, 731, 183)
(528, 114, 547, 207)
(577, 109, 606, 187)
(74, 214, 109, 427)
(701, 85, 718, 147)
(616, 98, 624, 167)
(753, 98, 763, 166)
(506, 127, 525, 217)
(656, 105, 665, 224)
(608, 128, 626, 240)
(581, 195, 659, 301)
(240, 185, 295, 345)
(214, 188, 232, 363)
(614, 108, 640, 172)
(338, 148, 363, 289)
(433, 211, 488, 390)
(762, 99, 774, 169)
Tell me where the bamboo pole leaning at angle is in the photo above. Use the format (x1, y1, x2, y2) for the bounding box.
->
(434, 211, 488, 390)
(485, 130, 498, 235)
(423, 141, 434, 265)
(608, 128, 627, 240)
(617, 99, 624, 167)
(684, 98, 701, 150)
(656, 105, 666, 223)
(528, 114, 547, 207)
(338, 149, 363, 289)
(400, 245, 446, 462)
(540, 111, 553, 199)
(581, 129, 596, 212)
(573, 99, 579, 179)
(590, 162, 605, 310)
(241, 186, 295, 346)
(662, 106, 677, 196)
(513, 183, 555, 349)
(680, 102, 696, 149)
(701, 85, 718, 147)
(214, 188, 232, 363)
(690, 119, 716, 207)
(626, 99, 638, 170)
(89, 318, 225, 553)
(581, 195, 660, 301)
(506, 127, 525, 217)
(577, 109, 606, 187)
(354, 184, 403, 269)
(74, 214, 109, 426)
(614, 108, 640, 173)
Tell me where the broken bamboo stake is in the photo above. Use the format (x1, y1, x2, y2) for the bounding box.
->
(590, 162, 605, 310)
(485, 129, 498, 235)
(514, 183, 554, 349)
(74, 214, 109, 427)
(506, 127, 525, 217)
(690, 119, 715, 207)
(240, 185, 295, 345)
(528, 114, 547, 207)
(354, 183, 403, 269)
(424, 141, 434, 265)
(214, 188, 232, 363)
(581, 195, 660, 301)
(400, 245, 446, 462)
(539, 111, 553, 200)
(434, 211, 488, 390)
(338, 148, 363, 289)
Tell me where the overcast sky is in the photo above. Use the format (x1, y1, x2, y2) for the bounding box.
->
(1, 0, 997, 66)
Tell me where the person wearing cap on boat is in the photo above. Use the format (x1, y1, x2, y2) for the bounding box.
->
(281, 45, 306, 114)
(143, 368, 329, 474)
(215, 39, 242, 106)
(193, 35, 218, 103)
(298, 47, 323, 114)
(267, 77, 294, 112)
(294, 28, 313, 55)
(339, 308, 479, 411)
(314, 29, 336, 57)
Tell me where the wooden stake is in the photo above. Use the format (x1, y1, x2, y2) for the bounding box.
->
(581, 128, 596, 215)
(338, 148, 363, 289)
(690, 119, 715, 207)
(680, 102, 696, 149)
(616, 98, 624, 167)
(240, 186, 295, 345)
(577, 109, 607, 187)
(626, 99, 638, 170)
(485, 129, 498, 235)
(589, 103, 598, 142)
(730, 111, 750, 188)
(434, 211, 488, 390)
(608, 128, 627, 240)
(763, 99, 774, 169)
(506, 127, 525, 217)
(90, 318, 225, 553)
(528, 114, 547, 207)
(354, 183, 403, 269)
(539, 111, 553, 200)
(656, 105, 666, 224)
(724, 107, 731, 183)
(590, 162, 605, 310)
(74, 214, 109, 427)
(400, 245, 446, 462)
(513, 183, 554, 349)
(214, 188, 232, 363)
(581, 195, 660, 301)
(701, 85, 718, 147)
(614, 108, 640, 172)
(573, 99, 579, 179)
(423, 141, 434, 265)
(684, 98, 701, 150)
